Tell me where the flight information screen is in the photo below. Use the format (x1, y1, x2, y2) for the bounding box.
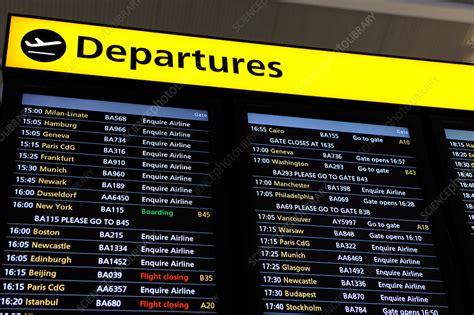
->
(247, 113, 450, 314)
(0, 94, 219, 314)
(444, 129, 474, 238)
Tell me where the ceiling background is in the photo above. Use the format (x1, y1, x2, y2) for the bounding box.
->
(0, 0, 472, 65)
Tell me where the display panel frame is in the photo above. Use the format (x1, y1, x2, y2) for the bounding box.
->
(0, 73, 234, 314)
(1, 60, 472, 315)
(429, 115, 474, 312)
(230, 95, 467, 314)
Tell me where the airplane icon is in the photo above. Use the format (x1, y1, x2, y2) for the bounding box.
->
(21, 29, 66, 61)
(24, 37, 62, 47)
(24, 37, 63, 56)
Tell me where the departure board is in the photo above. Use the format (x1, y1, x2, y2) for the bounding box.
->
(247, 113, 450, 314)
(0, 94, 219, 314)
(444, 129, 474, 238)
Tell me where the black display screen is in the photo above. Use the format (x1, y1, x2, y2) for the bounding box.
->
(246, 112, 450, 314)
(444, 129, 474, 238)
(0, 94, 219, 314)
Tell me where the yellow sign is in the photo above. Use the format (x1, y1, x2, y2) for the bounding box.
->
(4, 15, 474, 110)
